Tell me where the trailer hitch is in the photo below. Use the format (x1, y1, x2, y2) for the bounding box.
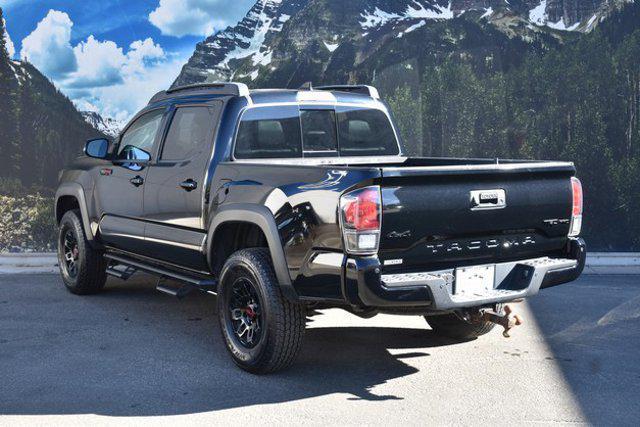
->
(476, 305, 523, 338)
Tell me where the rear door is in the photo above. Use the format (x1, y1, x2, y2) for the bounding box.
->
(142, 102, 222, 271)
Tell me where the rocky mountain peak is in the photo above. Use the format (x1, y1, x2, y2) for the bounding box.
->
(80, 111, 122, 138)
(172, 0, 310, 87)
(173, 0, 635, 88)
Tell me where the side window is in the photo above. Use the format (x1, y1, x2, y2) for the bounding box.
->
(161, 106, 214, 161)
(117, 109, 165, 160)
(235, 106, 302, 159)
(301, 110, 338, 155)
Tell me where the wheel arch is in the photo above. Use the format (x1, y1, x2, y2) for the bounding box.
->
(55, 183, 95, 244)
(207, 204, 297, 300)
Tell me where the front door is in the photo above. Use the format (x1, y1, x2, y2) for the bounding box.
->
(143, 102, 222, 271)
(96, 108, 166, 254)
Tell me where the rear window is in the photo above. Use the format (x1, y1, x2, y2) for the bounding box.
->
(301, 110, 338, 155)
(234, 106, 399, 159)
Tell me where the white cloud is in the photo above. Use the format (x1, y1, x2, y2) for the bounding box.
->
(79, 53, 189, 123)
(20, 10, 77, 78)
(149, 0, 232, 37)
(68, 36, 126, 88)
(18, 9, 187, 122)
(3, 18, 15, 58)
(124, 38, 165, 75)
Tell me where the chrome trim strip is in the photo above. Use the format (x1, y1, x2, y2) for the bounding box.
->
(383, 161, 575, 174)
(145, 237, 203, 251)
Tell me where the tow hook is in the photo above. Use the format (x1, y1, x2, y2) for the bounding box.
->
(479, 305, 523, 338)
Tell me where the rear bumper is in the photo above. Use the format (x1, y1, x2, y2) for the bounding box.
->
(344, 238, 586, 310)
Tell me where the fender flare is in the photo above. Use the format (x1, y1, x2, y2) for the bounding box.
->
(55, 182, 96, 244)
(206, 204, 297, 300)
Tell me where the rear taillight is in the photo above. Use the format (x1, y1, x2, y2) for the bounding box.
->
(340, 186, 381, 254)
(569, 177, 583, 237)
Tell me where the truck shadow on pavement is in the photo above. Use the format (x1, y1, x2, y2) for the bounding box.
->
(0, 274, 460, 417)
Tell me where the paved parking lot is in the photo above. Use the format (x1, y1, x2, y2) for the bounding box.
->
(1, 273, 639, 426)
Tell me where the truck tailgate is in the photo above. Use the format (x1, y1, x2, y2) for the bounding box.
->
(378, 162, 576, 271)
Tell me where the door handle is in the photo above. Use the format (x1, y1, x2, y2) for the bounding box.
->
(129, 176, 144, 187)
(180, 179, 198, 192)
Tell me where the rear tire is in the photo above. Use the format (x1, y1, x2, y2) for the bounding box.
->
(425, 305, 503, 340)
(217, 248, 306, 374)
(57, 210, 107, 295)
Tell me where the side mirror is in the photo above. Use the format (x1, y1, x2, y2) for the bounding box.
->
(85, 138, 111, 159)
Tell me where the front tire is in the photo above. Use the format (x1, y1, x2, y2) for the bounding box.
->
(217, 248, 306, 374)
(57, 209, 107, 295)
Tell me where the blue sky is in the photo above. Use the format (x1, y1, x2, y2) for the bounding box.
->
(1, 0, 256, 121)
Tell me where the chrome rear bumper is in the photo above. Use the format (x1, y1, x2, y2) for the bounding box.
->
(343, 237, 586, 310)
(381, 257, 577, 310)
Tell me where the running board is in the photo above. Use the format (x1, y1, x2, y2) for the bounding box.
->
(104, 254, 218, 293)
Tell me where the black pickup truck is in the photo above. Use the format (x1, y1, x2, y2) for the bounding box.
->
(55, 83, 586, 373)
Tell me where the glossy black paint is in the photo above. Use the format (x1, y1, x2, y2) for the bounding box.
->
(378, 167, 575, 273)
(55, 86, 586, 310)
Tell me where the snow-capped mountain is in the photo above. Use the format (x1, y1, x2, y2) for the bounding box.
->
(173, 0, 310, 87)
(81, 111, 122, 138)
(173, 0, 636, 88)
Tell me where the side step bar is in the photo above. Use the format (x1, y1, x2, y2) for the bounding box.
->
(106, 264, 138, 280)
(104, 254, 218, 295)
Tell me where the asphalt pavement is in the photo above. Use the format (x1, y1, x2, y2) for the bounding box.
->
(0, 273, 639, 426)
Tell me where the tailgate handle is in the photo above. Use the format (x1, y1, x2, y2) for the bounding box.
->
(470, 189, 506, 211)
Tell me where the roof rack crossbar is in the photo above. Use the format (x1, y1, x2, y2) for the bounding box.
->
(316, 85, 380, 99)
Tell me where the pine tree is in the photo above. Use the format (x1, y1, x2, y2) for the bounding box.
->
(0, 8, 21, 181)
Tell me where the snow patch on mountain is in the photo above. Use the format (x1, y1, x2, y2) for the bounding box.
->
(480, 7, 493, 20)
(397, 20, 427, 38)
(220, 6, 285, 70)
(360, 1, 454, 31)
(324, 41, 340, 52)
(529, 0, 548, 25)
(406, 1, 454, 20)
(360, 8, 403, 30)
(528, 0, 583, 32)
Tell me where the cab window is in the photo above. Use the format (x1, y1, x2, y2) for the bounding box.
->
(161, 106, 214, 161)
(235, 106, 302, 159)
(301, 110, 338, 156)
(337, 108, 400, 156)
(117, 109, 165, 160)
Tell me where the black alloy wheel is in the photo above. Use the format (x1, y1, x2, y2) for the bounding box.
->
(61, 227, 80, 279)
(226, 275, 263, 349)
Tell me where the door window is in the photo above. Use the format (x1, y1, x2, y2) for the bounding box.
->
(161, 106, 215, 161)
(117, 109, 165, 160)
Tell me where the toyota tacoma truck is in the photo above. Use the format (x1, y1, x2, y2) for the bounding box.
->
(55, 82, 586, 373)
